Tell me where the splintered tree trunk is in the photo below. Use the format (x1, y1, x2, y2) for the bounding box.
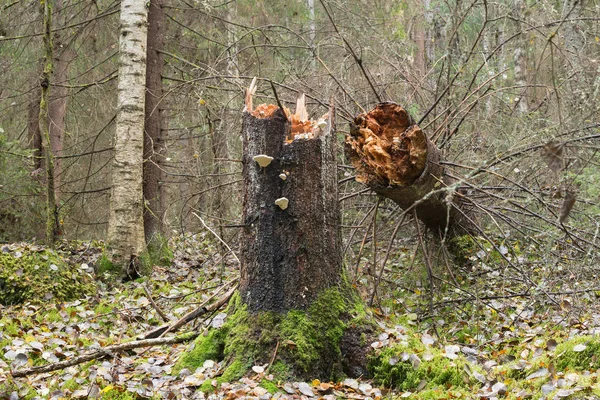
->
(240, 106, 341, 312)
(345, 102, 473, 236)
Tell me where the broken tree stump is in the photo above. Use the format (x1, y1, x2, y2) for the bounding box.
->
(176, 86, 374, 381)
(345, 102, 474, 236)
(240, 93, 341, 312)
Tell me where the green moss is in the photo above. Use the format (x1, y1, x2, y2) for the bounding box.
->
(260, 379, 279, 394)
(61, 379, 79, 391)
(94, 301, 114, 315)
(1, 319, 20, 336)
(175, 329, 227, 373)
(219, 359, 247, 382)
(199, 379, 216, 393)
(555, 335, 600, 371)
(96, 253, 119, 276)
(369, 338, 483, 391)
(269, 360, 292, 381)
(0, 249, 95, 305)
(38, 308, 61, 323)
(99, 388, 137, 399)
(177, 283, 369, 383)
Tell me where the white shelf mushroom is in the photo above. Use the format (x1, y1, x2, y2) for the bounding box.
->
(253, 155, 274, 168)
(279, 173, 287, 181)
(274, 197, 289, 210)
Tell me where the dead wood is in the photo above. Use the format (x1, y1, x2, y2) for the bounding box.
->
(11, 332, 197, 378)
(240, 88, 340, 313)
(144, 281, 238, 339)
(345, 102, 475, 236)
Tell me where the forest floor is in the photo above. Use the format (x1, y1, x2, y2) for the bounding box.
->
(1, 235, 600, 399)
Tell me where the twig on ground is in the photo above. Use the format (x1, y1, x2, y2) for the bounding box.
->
(144, 283, 171, 323)
(11, 332, 198, 378)
(144, 281, 238, 339)
(266, 341, 280, 374)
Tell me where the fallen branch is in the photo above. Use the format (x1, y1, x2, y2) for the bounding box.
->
(11, 332, 198, 378)
(144, 281, 238, 339)
(144, 283, 171, 323)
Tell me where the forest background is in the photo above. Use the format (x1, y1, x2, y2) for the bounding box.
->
(1, 0, 600, 398)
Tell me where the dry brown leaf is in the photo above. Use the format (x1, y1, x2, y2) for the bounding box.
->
(559, 190, 576, 223)
(541, 141, 564, 173)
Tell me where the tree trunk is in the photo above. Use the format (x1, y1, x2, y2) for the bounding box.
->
(28, 88, 43, 171)
(107, 0, 148, 270)
(40, 0, 60, 245)
(240, 107, 341, 313)
(512, 0, 529, 113)
(48, 44, 75, 203)
(143, 0, 166, 243)
(176, 94, 374, 381)
(345, 102, 474, 236)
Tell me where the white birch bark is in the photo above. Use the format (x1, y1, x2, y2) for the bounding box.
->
(513, 0, 528, 113)
(108, 0, 148, 266)
(307, 0, 316, 70)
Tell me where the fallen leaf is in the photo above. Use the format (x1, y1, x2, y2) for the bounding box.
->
(573, 344, 587, 352)
(298, 382, 315, 397)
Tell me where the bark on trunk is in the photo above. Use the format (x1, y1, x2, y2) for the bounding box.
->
(512, 0, 529, 113)
(108, 0, 148, 268)
(176, 93, 374, 381)
(143, 0, 166, 243)
(28, 88, 43, 171)
(48, 45, 74, 202)
(40, 0, 60, 245)
(240, 105, 341, 313)
(345, 102, 473, 235)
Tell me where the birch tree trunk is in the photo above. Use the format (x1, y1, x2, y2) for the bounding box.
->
(108, 0, 148, 270)
(561, 0, 584, 63)
(307, 0, 316, 70)
(512, 0, 529, 113)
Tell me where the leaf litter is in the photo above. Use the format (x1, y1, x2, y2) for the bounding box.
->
(1, 235, 600, 399)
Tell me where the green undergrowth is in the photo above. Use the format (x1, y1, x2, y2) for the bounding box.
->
(368, 321, 485, 392)
(176, 283, 372, 389)
(0, 248, 95, 305)
(554, 335, 600, 371)
(449, 234, 526, 266)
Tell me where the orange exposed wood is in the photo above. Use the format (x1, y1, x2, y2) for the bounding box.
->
(346, 103, 428, 186)
(345, 102, 475, 235)
(251, 103, 280, 119)
(244, 80, 329, 142)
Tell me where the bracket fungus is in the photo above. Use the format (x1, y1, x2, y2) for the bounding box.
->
(253, 155, 274, 168)
(274, 197, 289, 210)
(279, 173, 287, 181)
